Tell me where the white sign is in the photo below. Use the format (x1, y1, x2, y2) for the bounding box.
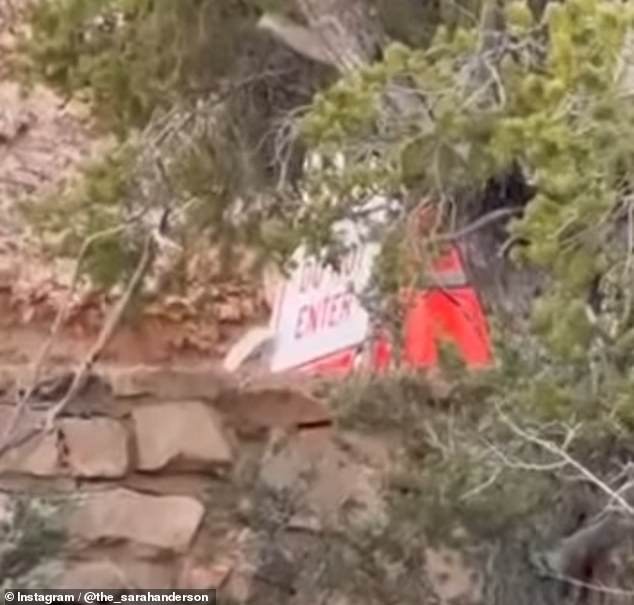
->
(268, 196, 395, 373)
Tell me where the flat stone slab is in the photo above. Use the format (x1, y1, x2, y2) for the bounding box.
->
(0, 405, 58, 477)
(215, 380, 332, 437)
(132, 401, 233, 472)
(70, 488, 205, 554)
(61, 418, 129, 478)
(0, 406, 129, 479)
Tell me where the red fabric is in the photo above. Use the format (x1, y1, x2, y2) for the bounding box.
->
(297, 287, 492, 376)
(403, 288, 492, 368)
(294, 246, 492, 376)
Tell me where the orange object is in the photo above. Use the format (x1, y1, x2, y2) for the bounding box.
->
(402, 288, 492, 368)
(401, 244, 492, 368)
(298, 245, 492, 375)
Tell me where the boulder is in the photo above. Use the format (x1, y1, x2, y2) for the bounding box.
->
(70, 488, 204, 554)
(132, 401, 233, 473)
(59, 418, 129, 478)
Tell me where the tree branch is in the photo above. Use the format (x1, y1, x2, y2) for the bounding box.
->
(43, 231, 155, 430)
(545, 513, 633, 579)
(431, 207, 523, 244)
(1, 225, 129, 448)
(0, 228, 156, 460)
(497, 409, 634, 589)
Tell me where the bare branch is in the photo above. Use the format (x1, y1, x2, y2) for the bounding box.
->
(431, 208, 523, 244)
(0, 225, 156, 461)
(499, 408, 634, 516)
(543, 573, 634, 598)
(534, 513, 634, 587)
(460, 467, 502, 501)
(43, 231, 155, 430)
(484, 437, 569, 473)
(1, 224, 129, 448)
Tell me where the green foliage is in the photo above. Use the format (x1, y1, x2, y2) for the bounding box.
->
(324, 370, 608, 605)
(373, 0, 484, 49)
(20, 143, 142, 288)
(0, 496, 68, 589)
(322, 355, 634, 602)
(22, 0, 261, 135)
(18, 0, 334, 287)
(299, 0, 634, 424)
(17, 0, 634, 438)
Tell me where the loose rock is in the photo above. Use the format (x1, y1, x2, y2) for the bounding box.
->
(70, 488, 205, 554)
(258, 430, 386, 529)
(216, 382, 331, 437)
(60, 418, 129, 479)
(132, 401, 233, 473)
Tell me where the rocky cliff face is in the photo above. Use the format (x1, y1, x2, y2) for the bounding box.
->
(0, 362, 499, 605)
(0, 5, 270, 368)
(0, 366, 321, 592)
(0, 365, 410, 601)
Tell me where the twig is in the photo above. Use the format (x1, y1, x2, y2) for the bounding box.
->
(43, 232, 155, 430)
(460, 467, 502, 501)
(498, 408, 634, 516)
(540, 570, 634, 597)
(0, 225, 129, 449)
(430, 207, 522, 244)
(0, 230, 155, 458)
(0, 425, 44, 460)
(484, 438, 568, 473)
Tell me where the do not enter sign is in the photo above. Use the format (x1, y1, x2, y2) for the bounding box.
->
(268, 197, 395, 373)
(269, 237, 380, 373)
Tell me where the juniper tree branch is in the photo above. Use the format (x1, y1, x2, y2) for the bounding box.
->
(499, 408, 634, 516)
(430, 207, 523, 244)
(498, 408, 634, 589)
(43, 231, 155, 431)
(537, 567, 634, 598)
(0, 227, 156, 460)
(0, 225, 129, 447)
